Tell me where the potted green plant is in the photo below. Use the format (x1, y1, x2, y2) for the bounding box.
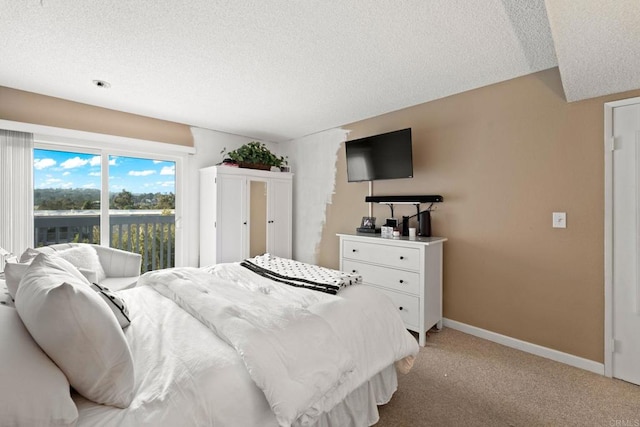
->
(221, 142, 287, 171)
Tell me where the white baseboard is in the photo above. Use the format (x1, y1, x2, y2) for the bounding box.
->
(442, 318, 605, 375)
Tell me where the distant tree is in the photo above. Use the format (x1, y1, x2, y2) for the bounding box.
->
(40, 197, 77, 210)
(34, 188, 100, 211)
(156, 193, 175, 210)
(112, 189, 135, 210)
(81, 200, 99, 210)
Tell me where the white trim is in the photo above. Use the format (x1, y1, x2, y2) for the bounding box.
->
(443, 318, 605, 375)
(603, 96, 640, 109)
(604, 101, 614, 378)
(637, 130, 640, 316)
(0, 119, 196, 156)
(100, 153, 110, 246)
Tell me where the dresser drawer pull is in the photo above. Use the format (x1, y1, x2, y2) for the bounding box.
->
(352, 269, 357, 273)
(399, 256, 404, 260)
(399, 306, 404, 311)
(352, 249, 357, 252)
(399, 280, 404, 284)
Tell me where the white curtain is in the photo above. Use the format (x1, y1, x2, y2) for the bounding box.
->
(0, 130, 33, 270)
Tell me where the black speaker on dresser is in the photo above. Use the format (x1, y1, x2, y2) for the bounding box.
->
(419, 210, 431, 237)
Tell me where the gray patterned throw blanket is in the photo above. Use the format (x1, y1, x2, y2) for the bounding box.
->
(241, 254, 362, 294)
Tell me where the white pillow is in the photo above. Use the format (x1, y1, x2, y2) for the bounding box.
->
(91, 283, 131, 328)
(0, 306, 78, 426)
(57, 245, 107, 283)
(15, 253, 135, 408)
(6, 248, 98, 300)
(18, 247, 40, 263)
(4, 260, 30, 299)
(3, 248, 40, 299)
(4, 248, 91, 300)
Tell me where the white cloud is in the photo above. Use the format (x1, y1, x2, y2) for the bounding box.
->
(34, 158, 56, 170)
(62, 171, 71, 176)
(128, 170, 155, 177)
(153, 160, 163, 164)
(82, 183, 97, 189)
(90, 156, 101, 166)
(160, 165, 175, 176)
(61, 157, 89, 169)
(39, 178, 74, 189)
(89, 172, 101, 177)
(159, 181, 175, 188)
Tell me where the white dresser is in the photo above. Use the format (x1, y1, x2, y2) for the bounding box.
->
(338, 233, 447, 346)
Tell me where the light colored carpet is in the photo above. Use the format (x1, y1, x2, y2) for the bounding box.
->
(376, 328, 640, 426)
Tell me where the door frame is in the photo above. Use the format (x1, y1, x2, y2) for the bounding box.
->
(603, 96, 640, 377)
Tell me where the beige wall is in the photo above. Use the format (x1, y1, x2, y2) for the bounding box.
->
(319, 68, 640, 363)
(0, 86, 193, 146)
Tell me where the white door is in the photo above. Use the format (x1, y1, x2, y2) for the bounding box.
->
(612, 102, 640, 384)
(267, 179, 292, 259)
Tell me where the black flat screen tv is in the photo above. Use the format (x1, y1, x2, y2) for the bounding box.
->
(345, 128, 413, 182)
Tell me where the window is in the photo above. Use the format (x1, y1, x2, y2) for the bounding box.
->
(33, 148, 101, 246)
(33, 145, 181, 273)
(108, 155, 176, 271)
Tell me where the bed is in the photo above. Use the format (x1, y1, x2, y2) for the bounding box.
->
(1, 249, 419, 427)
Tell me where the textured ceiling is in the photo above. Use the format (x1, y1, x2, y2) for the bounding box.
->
(0, 1, 636, 142)
(544, 0, 640, 102)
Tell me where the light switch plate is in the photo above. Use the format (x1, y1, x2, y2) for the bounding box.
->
(552, 212, 566, 228)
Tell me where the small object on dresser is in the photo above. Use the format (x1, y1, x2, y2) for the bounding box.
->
(356, 227, 380, 234)
(360, 216, 376, 229)
(358, 217, 378, 234)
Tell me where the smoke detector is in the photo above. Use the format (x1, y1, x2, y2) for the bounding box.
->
(92, 79, 111, 89)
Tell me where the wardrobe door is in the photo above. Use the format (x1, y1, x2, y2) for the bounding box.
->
(216, 174, 247, 263)
(267, 178, 292, 259)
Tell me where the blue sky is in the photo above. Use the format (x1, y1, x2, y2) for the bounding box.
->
(34, 149, 175, 194)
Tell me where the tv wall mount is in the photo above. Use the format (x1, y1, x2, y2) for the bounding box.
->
(365, 195, 443, 236)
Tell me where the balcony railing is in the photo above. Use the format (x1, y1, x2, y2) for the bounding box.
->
(34, 210, 175, 273)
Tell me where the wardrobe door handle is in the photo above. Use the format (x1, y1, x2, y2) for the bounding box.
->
(352, 249, 357, 252)
(399, 256, 404, 260)
(352, 270, 357, 273)
(399, 279, 404, 284)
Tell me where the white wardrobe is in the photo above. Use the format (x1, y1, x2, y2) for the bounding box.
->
(199, 165, 293, 266)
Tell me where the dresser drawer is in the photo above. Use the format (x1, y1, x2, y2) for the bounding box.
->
(367, 285, 419, 328)
(343, 260, 420, 296)
(343, 240, 420, 270)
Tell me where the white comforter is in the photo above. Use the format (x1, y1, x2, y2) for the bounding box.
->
(138, 263, 418, 426)
(75, 263, 418, 426)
